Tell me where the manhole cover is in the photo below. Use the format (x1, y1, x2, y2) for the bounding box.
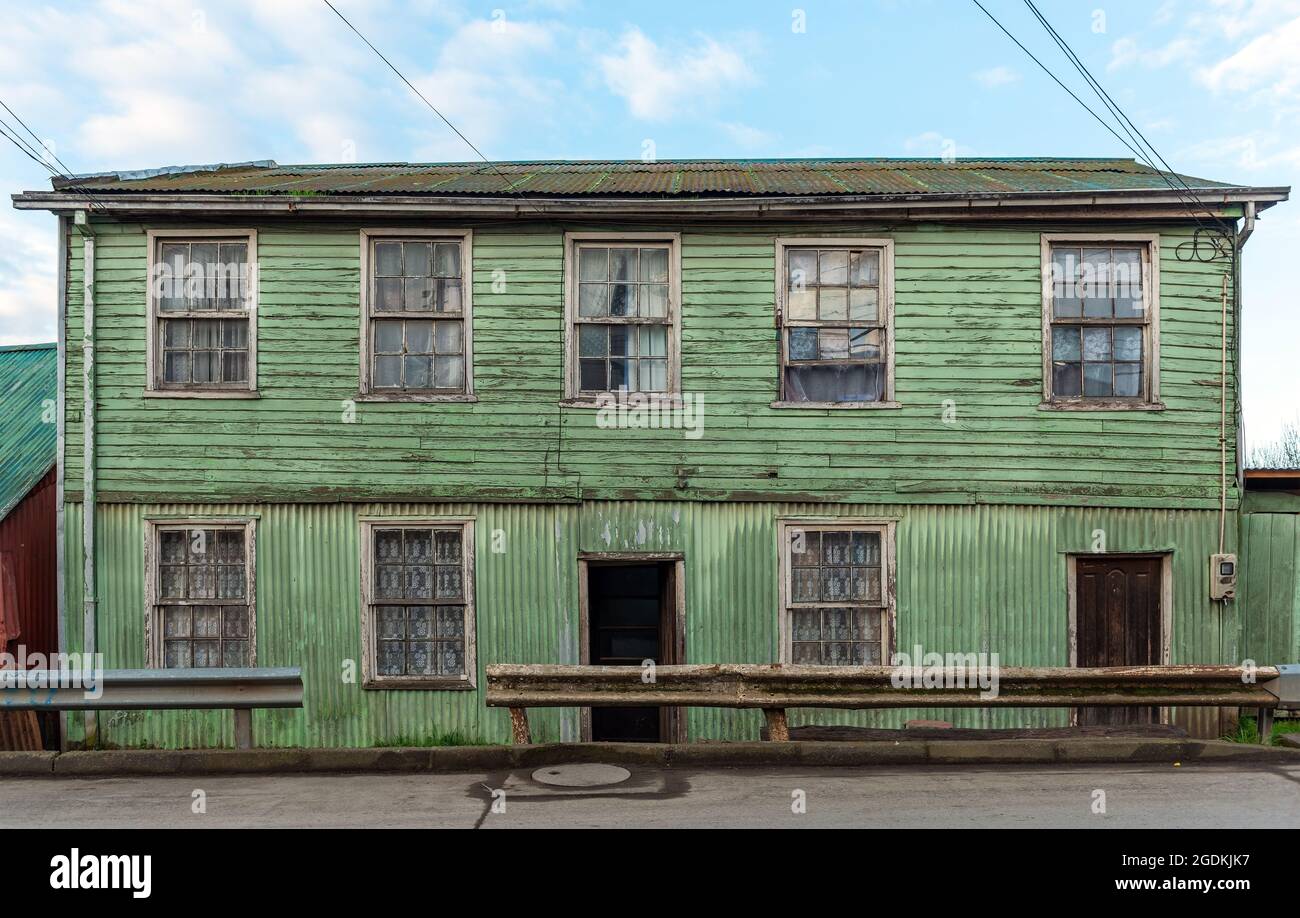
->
(531, 763, 632, 788)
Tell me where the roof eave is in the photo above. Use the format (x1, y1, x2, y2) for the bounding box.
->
(12, 186, 1289, 219)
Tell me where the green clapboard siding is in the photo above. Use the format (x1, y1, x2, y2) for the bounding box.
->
(61, 218, 1237, 508)
(62, 500, 1237, 748)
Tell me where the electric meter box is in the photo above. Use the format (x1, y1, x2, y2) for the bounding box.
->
(1210, 553, 1237, 601)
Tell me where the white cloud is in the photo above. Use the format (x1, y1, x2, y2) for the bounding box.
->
(1198, 15, 1300, 101)
(1108, 35, 1199, 71)
(973, 66, 1020, 89)
(599, 29, 756, 121)
(720, 121, 773, 149)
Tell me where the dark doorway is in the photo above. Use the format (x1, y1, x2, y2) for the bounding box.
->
(1075, 555, 1163, 725)
(585, 561, 681, 742)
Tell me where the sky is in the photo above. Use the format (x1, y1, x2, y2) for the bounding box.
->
(0, 0, 1295, 450)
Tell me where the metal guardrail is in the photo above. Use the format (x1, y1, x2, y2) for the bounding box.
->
(486, 663, 1299, 745)
(0, 667, 304, 749)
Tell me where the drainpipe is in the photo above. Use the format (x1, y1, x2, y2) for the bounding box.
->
(55, 215, 68, 749)
(80, 221, 97, 747)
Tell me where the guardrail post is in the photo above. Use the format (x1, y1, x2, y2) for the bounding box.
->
(508, 707, 532, 745)
(1257, 707, 1275, 745)
(763, 708, 789, 742)
(233, 708, 253, 750)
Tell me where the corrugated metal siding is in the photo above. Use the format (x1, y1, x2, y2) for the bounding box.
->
(0, 468, 57, 656)
(51, 158, 1239, 197)
(62, 500, 1235, 747)
(1241, 511, 1300, 666)
(0, 343, 56, 521)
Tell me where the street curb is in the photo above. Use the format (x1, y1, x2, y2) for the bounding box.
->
(2, 738, 1297, 776)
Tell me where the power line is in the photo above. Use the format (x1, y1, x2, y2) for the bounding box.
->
(1021, 0, 1230, 247)
(0, 97, 77, 177)
(320, 0, 544, 215)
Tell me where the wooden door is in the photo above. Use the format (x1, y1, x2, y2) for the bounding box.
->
(1075, 556, 1162, 725)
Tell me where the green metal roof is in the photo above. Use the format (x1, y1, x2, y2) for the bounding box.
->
(0, 343, 56, 521)
(47, 157, 1250, 198)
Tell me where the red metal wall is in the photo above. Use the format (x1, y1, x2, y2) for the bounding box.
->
(0, 467, 57, 660)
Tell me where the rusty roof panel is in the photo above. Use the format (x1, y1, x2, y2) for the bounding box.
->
(48, 158, 1244, 198)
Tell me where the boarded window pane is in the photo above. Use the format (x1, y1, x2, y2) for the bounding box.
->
(788, 250, 817, 287)
(819, 288, 848, 320)
(818, 250, 849, 285)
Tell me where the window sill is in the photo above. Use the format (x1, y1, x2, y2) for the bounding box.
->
(144, 389, 260, 399)
(770, 400, 902, 410)
(354, 392, 478, 403)
(1038, 400, 1166, 412)
(362, 677, 476, 691)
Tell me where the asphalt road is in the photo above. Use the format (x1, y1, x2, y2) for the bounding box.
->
(1, 762, 1297, 828)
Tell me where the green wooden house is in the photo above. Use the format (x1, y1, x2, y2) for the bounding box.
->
(13, 157, 1292, 747)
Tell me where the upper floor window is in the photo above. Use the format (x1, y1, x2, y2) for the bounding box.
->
(1042, 235, 1161, 408)
(360, 230, 473, 399)
(146, 230, 257, 394)
(146, 520, 256, 668)
(774, 238, 896, 407)
(778, 520, 893, 666)
(564, 233, 680, 401)
(360, 520, 477, 689)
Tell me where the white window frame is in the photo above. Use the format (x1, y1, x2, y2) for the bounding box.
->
(358, 228, 476, 402)
(772, 236, 898, 409)
(359, 517, 477, 689)
(1039, 233, 1163, 410)
(776, 518, 897, 666)
(561, 231, 682, 405)
(143, 517, 257, 668)
(145, 228, 259, 398)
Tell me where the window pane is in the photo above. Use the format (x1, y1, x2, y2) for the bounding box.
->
(818, 250, 849, 285)
(609, 325, 631, 356)
(787, 288, 816, 320)
(163, 351, 190, 383)
(577, 246, 607, 282)
(221, 320, 248, 349)
(609, 357, 629, 390)
(404, 355, 432, 388)
(849, 328, 881, 360)
(1051, 247, 1082, 318)
(638, 358, 667, 391)
(850, 250, 880, 286)
(1052, 325, 1081, 362)
(376, 277, 403, 311)
(788, 327, 818, 361)
(375, 242, 403, 276)
(578, 283, 606, 317)
(1114, 326, 1142, 362)
(819, 288, 848, 320)
(434, 355, 464, 389)
(788, 250, 817, 287)
(374, 321, 404, 353)
(439, 277, 462, 313)
(404, 277, 433, 311)
(222, 351, 248, 383)
(819, 328, 849, 360)
(1114, 362, 1141, 397)
(404, 242, 431, 277)
(163, 319, 189, 348)
(192, 351, 218, 383)
(1082, 326, 1112, 362)
(641, 247, 668, 282)
(374, 355, 401, 388)
(578, 324, 606, 357)
(849, 288, 878, 322)
(609, 248, 637, 282)
(406, 320, 434, 354)
(1114, 249, 1144, 318)
(609, 284, 636, 317)
(1082, 248, 1111, 317)
(579, 359, 606, 391)
(434, 242, 460, 278)
(642, 284, 668, 318)
(642, 324, 667, 357)
(1083, 362, 1112, 396)
(1052, 361, 1082, 397)
(434, 320, 462, 354)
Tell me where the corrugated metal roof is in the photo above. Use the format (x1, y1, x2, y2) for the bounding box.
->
(0, 343, 56, 522)
(48, 157, 1242, 198)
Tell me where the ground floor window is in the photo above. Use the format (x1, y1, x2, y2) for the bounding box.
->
(146, 520, 255, 668)
(779, 520, 893, 665)
(360, 519, 476, 688)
